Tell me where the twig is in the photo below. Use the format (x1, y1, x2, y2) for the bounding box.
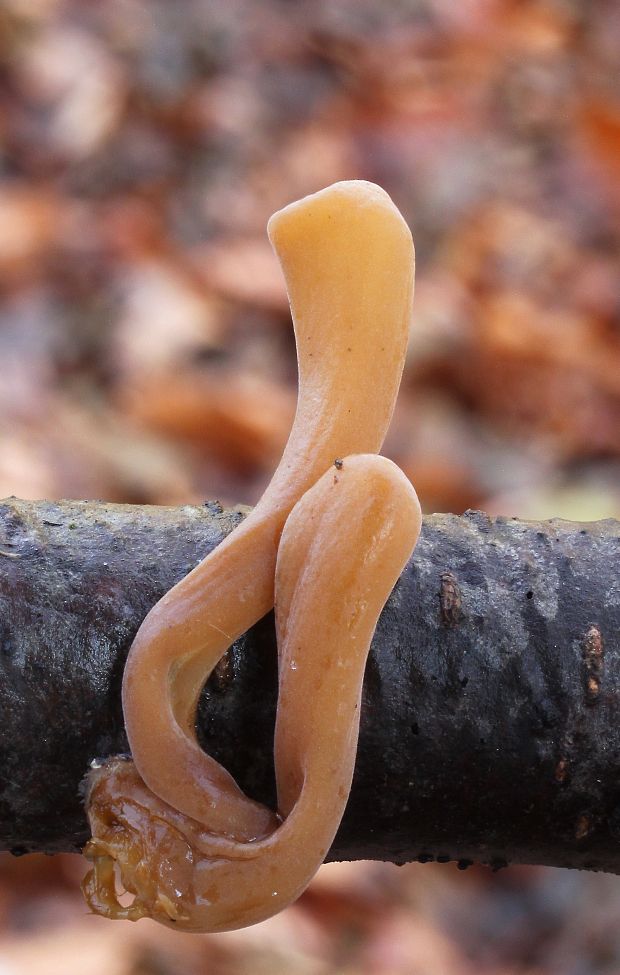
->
(0, 496, 618, 873)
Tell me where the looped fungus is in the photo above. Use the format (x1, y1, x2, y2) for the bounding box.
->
(84, 456, 420, 931)
(83, 181, 420, 932)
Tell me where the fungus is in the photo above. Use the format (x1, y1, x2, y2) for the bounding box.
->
(83, 181, 419, 931)
(122, 181, 414, 832)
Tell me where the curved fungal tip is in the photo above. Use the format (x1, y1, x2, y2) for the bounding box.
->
(267, 180, 412, 250)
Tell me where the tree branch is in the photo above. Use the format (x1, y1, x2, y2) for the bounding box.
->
(0, 496, 619, 872)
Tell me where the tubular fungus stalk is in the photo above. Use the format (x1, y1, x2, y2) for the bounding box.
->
(83, 456, 421, 931)
(122, 181, 415, 834)
(83, 181, 419, 932)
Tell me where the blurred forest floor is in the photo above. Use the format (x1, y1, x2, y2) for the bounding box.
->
(0, 0, 619, 972)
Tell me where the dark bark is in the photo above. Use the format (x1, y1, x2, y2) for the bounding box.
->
(0, 496, 619, 873)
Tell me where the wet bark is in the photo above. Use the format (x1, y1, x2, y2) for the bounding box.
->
(0, 496, 619, 873)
